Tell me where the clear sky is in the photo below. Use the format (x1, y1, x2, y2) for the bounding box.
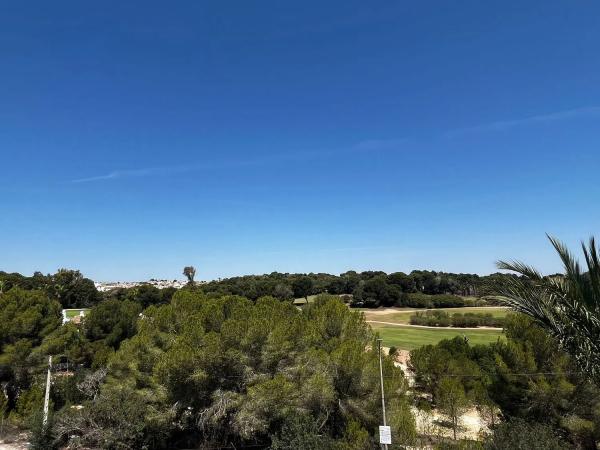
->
(1, 1, 599, 281)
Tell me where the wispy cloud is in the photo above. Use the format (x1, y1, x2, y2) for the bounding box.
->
(446, 105, 600, 138)
(70, 159, 278, 184)
(71, 158, 290, 184)
(71, 173, 119, 183)
(71, 166, 190, 183)
(70, 138, 411, 184)
(66, 104, 600, 183)
(354, 138, 408, 151)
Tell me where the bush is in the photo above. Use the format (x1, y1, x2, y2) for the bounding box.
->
(431, 294, 465, 308)
(410, 311, 451, 327)
(485, 419, 570, 450)
(463, 297, 488, 307)
(271, 414, 333, 449)
(451, 313, 504, 328)
(339, 294, 353, 304)
(28, 410, 57, 450)
(405, 293, 434, 308)
(55, 386, 171, 449)
(11, 384, 44, 425)
(410, 311, 504, 328)
(560, 415, 595, 447)
(405, 293, 465, 309)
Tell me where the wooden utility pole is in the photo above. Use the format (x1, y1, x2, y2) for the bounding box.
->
(43, 356, 52, 428)
(377, 339, 389, 450)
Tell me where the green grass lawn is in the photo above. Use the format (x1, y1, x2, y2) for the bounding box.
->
(64, 309, 90, 318)
(293, 294, 320, 305)
(363, 306, 509, 324)
(371, 323, 505, 350)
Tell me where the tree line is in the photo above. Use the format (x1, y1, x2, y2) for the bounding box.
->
(200, 270, 520, 307)
(0, 268, 521, 310)
(0, 269, 177, 310)
(0, 269, 100, 309)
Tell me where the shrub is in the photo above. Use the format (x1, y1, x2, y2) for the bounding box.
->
(28, 410, 57, 450)
(271, 414, 333, 449)
(410, 311, 451, 327)
(431, 294, 465, 308)
(406, 293, 466, 309)
(339, 294, 353, 304)
(410, 311, 504, 328)
(406, 293, 434, 308)
(485, 419, 570, 450)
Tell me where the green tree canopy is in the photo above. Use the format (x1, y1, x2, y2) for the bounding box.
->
(84, 299, 142, 349)
(0, 288, 62, 349)
(47, 269, 100, 308)
(59, 292, 414, 448)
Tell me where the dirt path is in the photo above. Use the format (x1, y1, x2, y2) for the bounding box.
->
(367, 320, 503, 330)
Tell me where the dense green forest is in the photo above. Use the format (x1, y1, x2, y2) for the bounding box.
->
(200, 271, 518, 307)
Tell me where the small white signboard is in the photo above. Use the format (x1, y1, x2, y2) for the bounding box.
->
(379, 425, 392, 445)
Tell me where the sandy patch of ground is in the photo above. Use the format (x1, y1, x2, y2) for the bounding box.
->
(0, 432, 29, 450)
(394, 349, 493, 441)
(361, 307, 422, 317)
(394, 349, 415, 387)
(413, 406, 490, 441)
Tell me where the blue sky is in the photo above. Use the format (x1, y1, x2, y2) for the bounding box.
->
(1, 1, 600, 281)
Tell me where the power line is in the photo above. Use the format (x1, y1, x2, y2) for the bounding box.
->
(402, 371, 583, 379)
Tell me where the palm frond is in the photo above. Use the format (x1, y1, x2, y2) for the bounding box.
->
(582, 237, 600, 309)
(496, 235, 600, 383)
(547, 234, 593, 306)
(547, 234, 582, 279)
(496, 260, 544, 281)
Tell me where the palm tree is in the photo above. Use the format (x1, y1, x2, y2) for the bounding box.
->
(183, 266, 196, 284)
(496, 235, 600, 383)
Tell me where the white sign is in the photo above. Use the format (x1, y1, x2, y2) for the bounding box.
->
(379, 425, 392, 445)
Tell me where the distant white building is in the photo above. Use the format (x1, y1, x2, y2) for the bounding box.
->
(94, 279, 190, 292)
